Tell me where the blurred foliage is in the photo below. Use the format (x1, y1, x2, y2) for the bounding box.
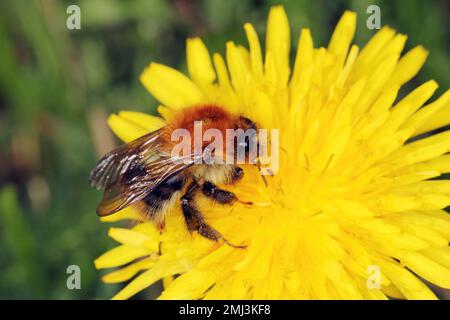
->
(0, 0, 448, 299)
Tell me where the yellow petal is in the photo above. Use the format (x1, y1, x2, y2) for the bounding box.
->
(421, 246, 450, 270)
(411, 90, 450, 135)
(108, 227, 157, 248)
(396, 155, 450, 176)
(386, 130, 450, 169)
(186, 37, 216, 84)
(405, 212, 450, 240)
(100, 206, 144, 222)
(157, 105, 176, 121)
(421, 210, 450, 223)
(291, 28, 314, 103)
(391, 181, 450, 196)
(416, 92, 450, 134)
(352, 27, 396, 78)
(422, 108, 450, 133)
(213, 53, 231, 88)
(265, 5, 290, 86)
(398, 251, 450, 288)
(386, 45, 428, 87)
(112, 262, 184, 300)
(244, 23, 263, 79)
(334, 200, 374, 218)
(353, 34, 406, 85)
(328, 11, 356, 66)
(368, 85, 399, 117)
(102, 257, 155, 283)
(336, 44, 359, 87)
(162, 276, 174, 289)
(389, 220, 448, 246)
(107, 114, 149, 143)
(381, 283, 405, 299)
(118, 111, 165, 132)
(94, 245, 149, 269)
(379, 259, 438, 299)
(226, 41, 249, 91)
(140, 62, 203, 109)
(159, 269, 217, 300)
(382, 80, 438, 133)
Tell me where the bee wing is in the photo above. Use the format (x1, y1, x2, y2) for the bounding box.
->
(89, 130, 197, 216)
(90, 130, 163, 190)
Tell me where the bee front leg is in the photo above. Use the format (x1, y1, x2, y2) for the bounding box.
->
(230, 166, 244, 183)
(202, 180, 253, 205)
(201, 181, 237, 204)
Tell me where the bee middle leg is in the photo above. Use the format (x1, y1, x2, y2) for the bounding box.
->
(181, 181, 222, 242)
(201, 179, 253, 206)
(181, 181, 245, 248)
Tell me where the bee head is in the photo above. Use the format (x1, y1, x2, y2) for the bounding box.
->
(232, 116, 259, 163)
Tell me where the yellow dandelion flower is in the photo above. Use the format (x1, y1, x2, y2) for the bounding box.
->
(94, 6, 450, 300)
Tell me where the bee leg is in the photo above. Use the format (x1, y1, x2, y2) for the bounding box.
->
(181, 181, 246, 249)
(181, 181, 221, 241)
(156, 221, 165, 232)
(202, 180, 253, 205)
(230, 166, 244, 183)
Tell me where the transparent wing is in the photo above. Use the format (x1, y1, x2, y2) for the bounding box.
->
(89, 130, 196, 216)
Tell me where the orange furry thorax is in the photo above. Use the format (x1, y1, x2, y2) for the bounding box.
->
(161, 104, 241, 153)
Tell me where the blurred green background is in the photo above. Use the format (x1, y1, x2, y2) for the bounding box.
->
(0, 0, 448, 299)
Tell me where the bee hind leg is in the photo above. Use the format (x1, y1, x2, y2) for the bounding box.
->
(181, 181, 246, 249)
